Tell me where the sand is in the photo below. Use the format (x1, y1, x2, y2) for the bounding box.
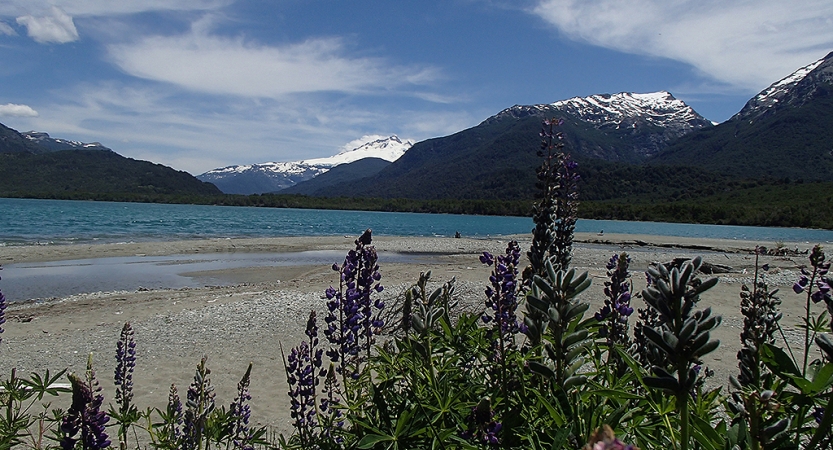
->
(0, 232, 825, 438)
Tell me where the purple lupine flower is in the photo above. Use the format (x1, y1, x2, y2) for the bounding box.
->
(318, 363, 345, 445)
(462, 398, 502, 446)
(481, 242, 524, 337)
(0, 283, 6, 347)
(164, 384, 184, 444)
(182, 357, 215, 450)
(597, 253, 634, 346)
(794, 275, 809, 294)
(229, 364, 254, 450)
(114, 322, 136, 410)
(61, 372, 111, 450)
(285, 341, 318, 436)
(324, 229, 384, 380)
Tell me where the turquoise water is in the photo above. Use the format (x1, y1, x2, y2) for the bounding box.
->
(1, 197, 833, 245)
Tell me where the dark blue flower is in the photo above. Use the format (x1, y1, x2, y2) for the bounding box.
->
(481, 241, 523, 336)
(324, 229, 385, 380)
(61, 371, 110, 450)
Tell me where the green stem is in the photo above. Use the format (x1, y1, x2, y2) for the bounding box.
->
(748, 398, 761, 450)
(677, 391, 690, 450)
(806, 398, 832, 450)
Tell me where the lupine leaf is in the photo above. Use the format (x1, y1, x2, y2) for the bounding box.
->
(692, 338, 720, 358)
(528, 361, 556, 379)
(643, 376, 679, 393)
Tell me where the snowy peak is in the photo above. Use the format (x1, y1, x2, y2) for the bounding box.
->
(197, 135, 412, 194)
(733, 51, 833, 122)
(22, 131, 111, 152)
(493, 91, 712, 132)
(298, 135, 413, 167)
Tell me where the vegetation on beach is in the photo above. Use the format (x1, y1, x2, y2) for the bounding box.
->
(1, 119, 832, 449)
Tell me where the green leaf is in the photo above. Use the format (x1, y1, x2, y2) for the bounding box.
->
(761, 342, 801, 378)
(528, 361, 556, 379)
(689, 411, 724, 450)
(644, 375, 679, 393)
(563, 375, 587, 390)
(808, 362, 833, 393)
(357, 434, 395, 448)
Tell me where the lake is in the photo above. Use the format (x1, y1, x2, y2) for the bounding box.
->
(2, 198, 833, 245)
(2, 198, 832, 302)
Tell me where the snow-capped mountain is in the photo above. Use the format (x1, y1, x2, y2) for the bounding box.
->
(493, 91, 712, 131)
(484, 91, 712, 160)
(22, 131, 111, 152)
(732, 51, 833, 122)
(198, 135, 413, 194)
(654, 50, 833, 181)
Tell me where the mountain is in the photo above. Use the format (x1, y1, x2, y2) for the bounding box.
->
(651, 51, 833, 180)
(320, 91, 712, 200)
(486, 91, 713, 161)
(21, 131, 111, 152)
(0, 122, 221, 197)
(0, 123, 42, 154)
(198, 135, 413, 194)
(280, 157, 392, 196)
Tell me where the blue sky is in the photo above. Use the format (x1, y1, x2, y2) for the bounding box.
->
(1, 1, 831, 175)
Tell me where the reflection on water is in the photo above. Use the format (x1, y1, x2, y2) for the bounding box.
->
(1, 251, 420, 302)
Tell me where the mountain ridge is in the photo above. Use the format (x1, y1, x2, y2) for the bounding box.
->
(198, 135, 413, 194)
(318, 90, 713, 200)
(651, 51, 833, 179)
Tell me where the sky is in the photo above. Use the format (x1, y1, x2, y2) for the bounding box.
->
(1, 1, 831, 175)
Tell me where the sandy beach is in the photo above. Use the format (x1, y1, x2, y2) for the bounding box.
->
(0, 232, 824, 437)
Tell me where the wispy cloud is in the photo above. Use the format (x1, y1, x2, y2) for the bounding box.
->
(531, 0, 833, 91)
(107, 18, 440, 98)
(0, 103, 38, 117)
(0, 1, 229, 17)
(15, 6, 78, 44)
(27, 81, 474, 174)
(0, 21, 15, 35)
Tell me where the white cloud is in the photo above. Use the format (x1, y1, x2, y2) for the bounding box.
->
(0, 21, 15, 35)
(108, 22, 439, 98)
(0, 1, 228, 17)
(0, 103, 39, 117)
(532, 0, 833, 91)
(16, 6, 78, 44)
(29, 81, 472, 174)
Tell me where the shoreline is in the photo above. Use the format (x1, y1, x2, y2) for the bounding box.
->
(0, 231, 788, 266)
(0, 234, 825, 436)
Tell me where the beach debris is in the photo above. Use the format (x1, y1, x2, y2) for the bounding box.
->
(657, 257, 734, 274)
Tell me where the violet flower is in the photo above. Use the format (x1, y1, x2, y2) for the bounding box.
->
(229, 364, 254, 450)
(0, 284, 5, 347)
(163, 384, 184, 445)
(481, 241, 525, 336)
(60, 372, 111, 450)
(461, 398, 502, 446)
(183, 357, 215, 450)
(595, 253, 634, 342)
(525, 118, 579, 284)
(324, 229, 384, 381)
(114, 322, 136, 410)
(285, 340, 318, 438)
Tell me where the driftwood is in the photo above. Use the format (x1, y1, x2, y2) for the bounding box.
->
(656, 257, 734, 274)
